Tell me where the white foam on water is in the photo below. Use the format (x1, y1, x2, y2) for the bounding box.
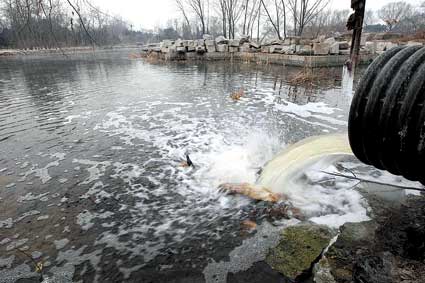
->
(301, 164, 370, 228)
(36, 215, 50, 221)
(75, 210, 115, 231)
(6, 238, 28, 251)
(72, 159, 111, 184)
(191, 131, 282, 193)
(18, 153, 66, 184)
(258, 134, 370, 228)
(262, 91, 347, 127)
(54, 238, 70, 250)
(17, 192, 49, 203)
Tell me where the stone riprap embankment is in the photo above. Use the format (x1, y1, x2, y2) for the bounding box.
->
(141, 33, 424, 67)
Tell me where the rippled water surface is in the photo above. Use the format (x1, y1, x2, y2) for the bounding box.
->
(1, 52, 373, 282)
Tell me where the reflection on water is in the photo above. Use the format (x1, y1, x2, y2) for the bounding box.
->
(1, 53, 362, 282)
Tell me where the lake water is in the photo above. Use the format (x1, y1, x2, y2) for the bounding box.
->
(0, 52, 394, 282)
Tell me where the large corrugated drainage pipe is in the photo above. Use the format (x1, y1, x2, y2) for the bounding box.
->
(348, 45, 425, 185)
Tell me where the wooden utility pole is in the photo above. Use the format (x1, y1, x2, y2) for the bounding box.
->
(347, 0, 366, 69)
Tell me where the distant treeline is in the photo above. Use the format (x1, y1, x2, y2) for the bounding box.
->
(0, 0, 189, 49)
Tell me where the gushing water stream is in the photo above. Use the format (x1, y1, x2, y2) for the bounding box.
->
(258, 133, 353, 192)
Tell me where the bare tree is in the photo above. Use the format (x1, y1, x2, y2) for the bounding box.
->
(260, 0, 280, 39)
(242, 0, 249, 34)
(246, 0, 260, 38)
(395, 2, 425, 33)
(187, 0, 208, 35)
(176, 0, 192, 38)
(260, 0, 287, 39)
(226, 0, 244, 38)
(217, 0, 227, 37)
(307, 8, 329, 37)
(280, 0, 287, 38)
(363, 10, 375, 27)
(378, 1, 412, 31)
(287, 0, 330, 36)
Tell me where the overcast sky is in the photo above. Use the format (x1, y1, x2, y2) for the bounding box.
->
(91, 0, 423, 30)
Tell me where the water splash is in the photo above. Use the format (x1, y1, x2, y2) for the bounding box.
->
(258, 133, 352, 191)
(256, 133, 370, 228)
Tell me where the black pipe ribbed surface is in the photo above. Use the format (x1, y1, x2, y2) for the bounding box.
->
(348, 45, 425, 184)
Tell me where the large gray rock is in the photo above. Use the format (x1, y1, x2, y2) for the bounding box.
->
(269, 45, 285, 54)
(176, 46, 186, 53)
(150, 46, 161, 52)
(204, 39, 215, 46)
(323, 37, 336, 45)
(160, 40, 173, 48)
(228, 39, 240, 47)
(299, 38, 313, 45)
(285, 44, 296, 54)
(282, 38, 292, 46)
(325, 221, 378, 283)
(265, 223, 334, 280)
(186, 40, 196, 52)
(261, 45, 270, 53)
(296, 44, 313, 55)
(239, 35, 250, 44)
(376, 41, 398, 52)
(196, 39, 205, 46)
(330, 42, 339, 55)
(195, 45, 206, 53)
(229, 46, 239, 53)
(323, 195, 425, 283)
(206, 43, 217, 52)
(365, 41, 377, 54)
(339, 49, 350, 55)
(317, 35, 326, 43)
(240, 43, 251, 53)
(267, 38, 284, 46)
(313, 42, 330, 55)
(175, 39, 184, 47)
(203, 34, 213, 40)
(215, 36, 228, 44)
(216, 44, 228, 52)
(290, 36, 301, 45)
(249, 42, 261, 49)
(205, 39, 216, 52)
(406, 41, 423, 46)
(338, 41, 350, 50)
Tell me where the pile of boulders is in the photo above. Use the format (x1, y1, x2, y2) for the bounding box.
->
(261, 36, 352, 56)
(145, 35, 352, 56)
(142, 33, 424, 57)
